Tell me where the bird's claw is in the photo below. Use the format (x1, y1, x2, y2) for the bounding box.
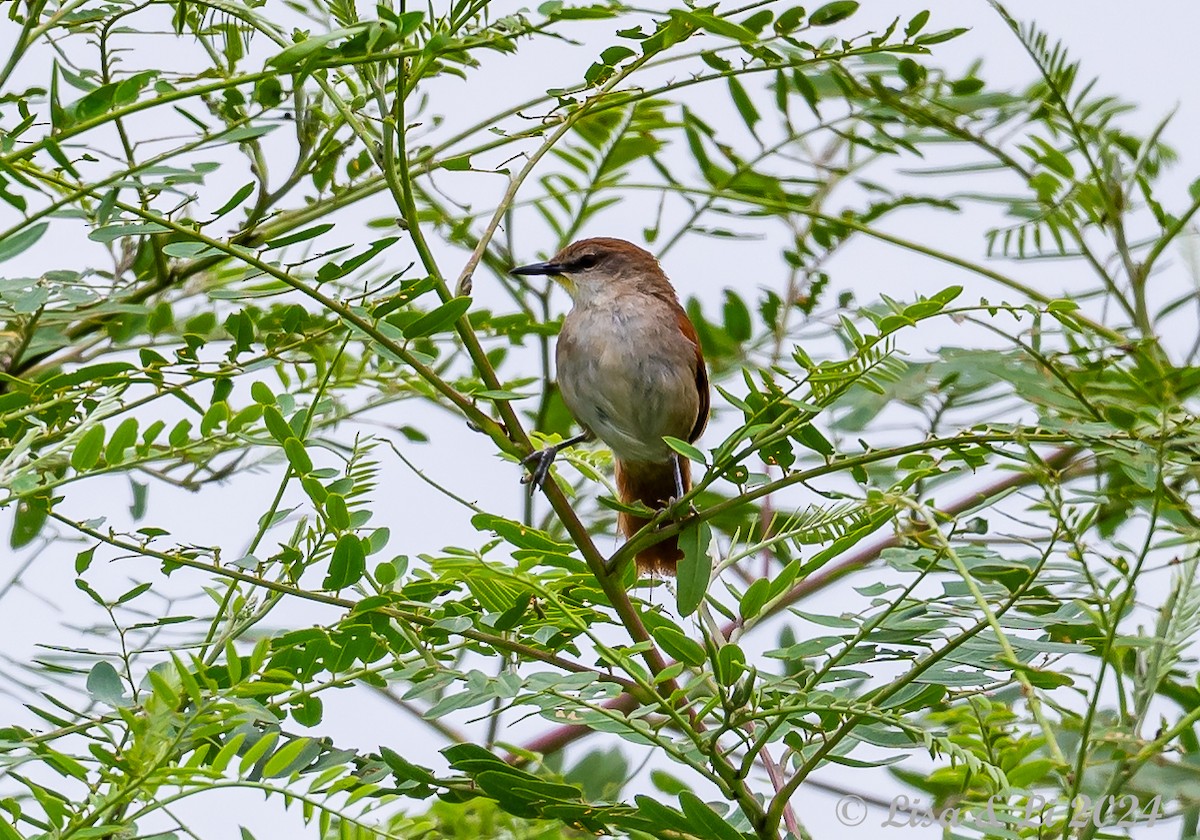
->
(521, 447, 558, 495)
(667, 496, 699, 518)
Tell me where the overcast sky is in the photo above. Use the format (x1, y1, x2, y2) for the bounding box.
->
(2, 2, 1199, 837)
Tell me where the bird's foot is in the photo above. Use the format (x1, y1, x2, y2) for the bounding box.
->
(520, 447, 559, 495)
(666, 496, 699, 519)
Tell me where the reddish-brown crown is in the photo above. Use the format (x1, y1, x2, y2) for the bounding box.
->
(550, 237, 674, 296)
(550, 237, 659, 268)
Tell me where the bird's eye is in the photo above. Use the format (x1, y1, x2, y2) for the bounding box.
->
(574, 254, 599, 270)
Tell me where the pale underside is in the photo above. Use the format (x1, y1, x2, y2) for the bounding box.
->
(556, 288, 701, 465)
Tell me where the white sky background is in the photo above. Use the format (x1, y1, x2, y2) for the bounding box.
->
(2, 1, 1200, 838)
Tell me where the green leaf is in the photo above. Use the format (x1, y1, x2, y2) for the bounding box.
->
(1007, 758, 1055, 787)
(686, 11, 755, 42)
(381, 747, 437, 785)
(317, 236, 400, 283)
(794, 424, 833, 456)
(678, 792, 745, 840)
(86, 661, 127, 706)
(75, 544, 97, 574)
(325, 494, 350, 530)
(168, 419, 192, 448)
(471, 513, 575, 553)
(741, 9, 773, 34)
(76, 578, 106, 608)
(473, 389, 533, 401)
(715, 644, 746, 686)
(72, 83, 117, 122)
(792, 70, 820, 115)
(93, 188, 116, 223)
(253, 77, 284, 108)
(374, 560, 397, 585)
(727, 77, 761, 135)
(263, 223, 334, 250)
(651, 626, 706, 666)
(897, 58, 923, 89)
(325, 533, 366, 589)
(0, 222, 48, 263)
(649, 770, 693, 797)
(262, 737, 314, 778)
(211, 734, 247, 776)
(115, 582, 151, 605)
(600, 45, 635, 65)
(951, 76, 985, 95)
(774, 6, 806, 34)
(565, 747, 628, 801)
(722, 290, 752, 341)
(931, 285, 963, 305)
(291, 695, 323, 727)
(283, 439, 313, 475)
(676, 520, 713, 616)
(212, 182, 255, 219)
(113, 70, 156, 107)
(221, 124, 278, 143)
(49, 61, 70, 131)
(89, 222, 170, 243)
(301, 477, 328, 504)
(740, 578, 770, 620)
(45, 138, 80, 177)
(224, 641, 241, 684)
(635, 796, 692, 834)
(905, 10, 929, 37)
(808, 1, 858, 26)
(267, 27, 364, 68)
(823, 752, 904, 769)
(200, 401, 228, 435)
(71, 425, 106, 471)
(104, 419, 138, 464)
(239, 731, 280, 776)
(915, 27, 967, 45)
(1037, 144, 1075, 178)
(404, 297, 471, 338)
(0, 178, 27, 213)
(251, 381, 275, 404)
(366, 527, 390, 555)
(397, 11, 425, 36)
(262, 407, 294, 443)
(129, 479, 149, 520)
(160, 241, 207, 258)
(802, 508, 894, 575)
(662, 436, 706, 464)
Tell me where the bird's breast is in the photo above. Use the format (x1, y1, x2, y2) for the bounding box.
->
(557, 295, 700, 463)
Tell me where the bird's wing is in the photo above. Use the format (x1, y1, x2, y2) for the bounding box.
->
(675, 306, 710, 442)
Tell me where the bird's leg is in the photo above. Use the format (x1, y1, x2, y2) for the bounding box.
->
(668, 454, 699, 516)
(521, 431, 591, 495)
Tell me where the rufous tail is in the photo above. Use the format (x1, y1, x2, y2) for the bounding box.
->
(615, 455, 689, 576)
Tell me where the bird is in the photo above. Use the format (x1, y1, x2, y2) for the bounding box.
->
(511, 237, 710, 576)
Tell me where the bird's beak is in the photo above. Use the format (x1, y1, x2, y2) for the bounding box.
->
(510, 260, 565, 277)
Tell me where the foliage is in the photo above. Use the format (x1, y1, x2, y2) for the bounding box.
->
(0, 0, 1198, 838)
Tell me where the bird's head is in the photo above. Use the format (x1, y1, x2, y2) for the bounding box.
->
(510, 237, 669, 303)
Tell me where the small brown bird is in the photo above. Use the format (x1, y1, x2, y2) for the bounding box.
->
(511, 237, 710, 575)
